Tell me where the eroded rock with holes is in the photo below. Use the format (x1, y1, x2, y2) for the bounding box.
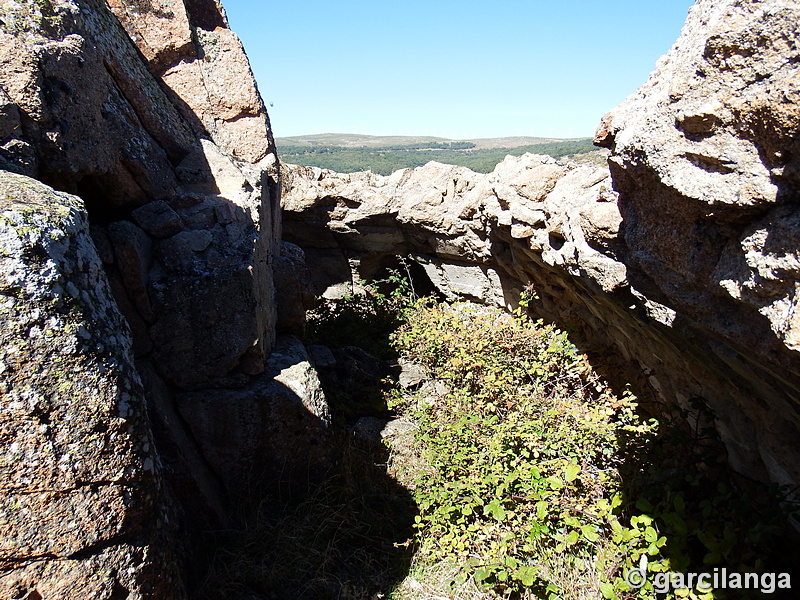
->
(597, 0, 800, 484)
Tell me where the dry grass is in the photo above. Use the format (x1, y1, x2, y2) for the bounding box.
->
(194, 435, 416, 600)
(393, 561, 495, 600)
(389, 543, 623, 600)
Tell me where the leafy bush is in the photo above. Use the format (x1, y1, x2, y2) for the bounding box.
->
(387, 300, 797, 599)
(197, 275, 797, 600)
(306, 269, 417, 360)
(389, 301, 653, 597)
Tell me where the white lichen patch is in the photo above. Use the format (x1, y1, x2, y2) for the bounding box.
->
(1, 170, 161, 566)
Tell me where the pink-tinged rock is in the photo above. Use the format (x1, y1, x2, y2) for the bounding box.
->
(106, 0, 195, 74)
(160, 27, 272, 164)
(593, 114, 615, 148)
(0, 172, 183, 598)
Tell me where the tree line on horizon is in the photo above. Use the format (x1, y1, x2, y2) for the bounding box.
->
(277, 139, 597, 175)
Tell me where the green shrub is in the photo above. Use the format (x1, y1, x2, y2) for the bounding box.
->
(387, 300, 797, 599)
(197, 276, 797, 600)
(307, 269, 417, 360)
(388, 301, 650, 597)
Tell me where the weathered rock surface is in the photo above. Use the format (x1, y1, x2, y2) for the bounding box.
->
(273, 241, 315, 336)
(2, 0, 797, 593)
(595, 0, 800, 485)
(281, 155, 606, 306)
(176, 336, 331, 498)
(0, 0, 281, 390)
(283, 0, 800, 489)
(0, 0, 288, 595)
(0, 173, 183, 598)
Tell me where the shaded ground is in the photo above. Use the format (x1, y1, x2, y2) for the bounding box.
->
(194, 287, 800, 599)
(193, 292, 417, 600)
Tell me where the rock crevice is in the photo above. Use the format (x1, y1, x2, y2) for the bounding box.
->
(0, 1, 302, 597)
(283, 0, 800, 492)
(1, 0, 799, 596)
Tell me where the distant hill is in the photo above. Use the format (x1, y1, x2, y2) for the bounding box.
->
(276, 134, 600, 175)
(276, 133, 451, 148)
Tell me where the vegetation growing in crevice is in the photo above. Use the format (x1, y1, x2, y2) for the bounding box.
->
(306, 270, 416, 361)
(387, 297, 798, 599)
(303, 270, 419, 424)
(389, 299, 643, 596)
(196, 275, 798, 600)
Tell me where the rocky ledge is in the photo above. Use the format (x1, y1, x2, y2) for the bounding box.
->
(282, 0, 800, 491)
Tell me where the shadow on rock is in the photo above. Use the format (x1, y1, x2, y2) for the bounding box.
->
(189, 336, 417, 600)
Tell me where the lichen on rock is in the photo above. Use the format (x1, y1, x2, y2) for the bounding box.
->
(0, 0, 285, 595)
(0, 171, 182, 598)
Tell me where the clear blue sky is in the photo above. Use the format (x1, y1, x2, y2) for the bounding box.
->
(221, 0, 695, 139)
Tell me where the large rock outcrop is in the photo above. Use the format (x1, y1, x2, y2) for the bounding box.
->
(0, 0, 281, 389)
(597, 0, 800, 483)
(0, 172, 183, 598)
(0, 0, 317, 596)
(282, 0, 800, 490)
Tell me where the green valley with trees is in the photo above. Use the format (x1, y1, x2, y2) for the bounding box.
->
(276, 135, 600, 175)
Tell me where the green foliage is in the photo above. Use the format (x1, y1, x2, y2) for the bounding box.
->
(281, 141, 477, 153)
(307, 270, 418, 360)
(197, 275, 798, 600)
(278, 139, 598, 175)
(390, 302, 649, 596)
(305, 269, 422, 424)
(387, 302, 798, 599)
(613, 398, 798, 597)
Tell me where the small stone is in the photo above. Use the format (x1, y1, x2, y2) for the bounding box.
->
(131, 200, 184, 239)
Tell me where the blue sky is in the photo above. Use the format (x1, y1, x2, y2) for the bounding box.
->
(221, 0, 695, 139)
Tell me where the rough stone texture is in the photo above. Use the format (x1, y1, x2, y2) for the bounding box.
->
(273, 241, 315, 336)
(281, 156, 584, 306)
(0, 173, 183, 598)
(175, 336, 332, 499)
(597, 0, 800, 486)
(0, 0, 281, 390)
(160, 26, 274, 164)
(0, 0, 284, 594)
(284, 0, 800, 486)
(105, 0, 194, 74)
(0, 1, 191, 203)
(283, 50, 800, 497)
